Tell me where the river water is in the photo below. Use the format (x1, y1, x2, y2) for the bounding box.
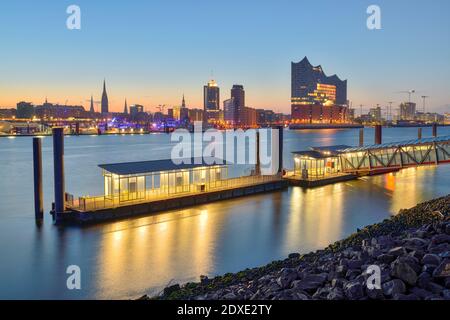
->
(0, 127, 449, 299)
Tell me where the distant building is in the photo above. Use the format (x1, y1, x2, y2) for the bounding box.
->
(0, 108, 17, 119)
(188, 108, 204, 122)
(291, 57, 348, 123)
(256, 109, 276, 126)
(231, 85, 245, 125)
(101, 80, 109, 114)
(243, 107, 257, 127)
(16, 102, 35, 119)
(347, 108, 355, 121)
(400, 102, 416, 120)
(130, 104, 144, 117)
(203, 79, 220, 120)
(34, 101, 86, 119)
(223, 98, 235, 124)
(369, 106, 382, 122)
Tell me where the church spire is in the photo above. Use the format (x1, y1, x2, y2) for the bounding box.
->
(101, 79, 109, 114)
(182, 94, 186, 108)
(90, 95, 95, 113)
(124, 99, 128, 114)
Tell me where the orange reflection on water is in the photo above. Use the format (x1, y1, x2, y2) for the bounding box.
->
(286, 184, 343, 251)
(95, 208, 218, 299)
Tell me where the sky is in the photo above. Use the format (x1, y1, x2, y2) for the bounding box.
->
(0, 0, 449, 114)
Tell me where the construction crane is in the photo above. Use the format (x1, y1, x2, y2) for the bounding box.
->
(396, 90, 416, 104)
(421, 96, 430, 113)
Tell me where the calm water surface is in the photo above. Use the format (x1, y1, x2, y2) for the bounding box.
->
(0, 127, 449, 299)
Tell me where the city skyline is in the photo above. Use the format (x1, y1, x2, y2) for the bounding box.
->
(1, 0, 450, 113)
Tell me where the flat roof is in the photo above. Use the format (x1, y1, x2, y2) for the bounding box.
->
(292, 150, 335, 159)
(99, 157, 227, 175)
(341, 135, 450, 153)
(310, 145, 352, 153)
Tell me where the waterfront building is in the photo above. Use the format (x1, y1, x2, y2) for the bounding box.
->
(292, 145, 348, 179)
(0, 108, 16, 119)
(16, 101, 34, 119)
(203, 79, 220, 120)
(400, 102, 416, 120)
(291, 57, 348, 123)
(101, 80, 109, 114)
(34, 102, 85, 119)
(99, 158, 228, 202)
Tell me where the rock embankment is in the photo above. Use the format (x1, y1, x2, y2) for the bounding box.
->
(144, 195, 450, 300)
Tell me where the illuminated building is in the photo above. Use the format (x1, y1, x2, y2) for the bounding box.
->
(231, 85, 245, 125)
(203, 79, 220, 120)
(16, 101, 35, 119)
(400, 102, 416, 120)
(223, 98, 235, 124)
(291, 57, 348, 123)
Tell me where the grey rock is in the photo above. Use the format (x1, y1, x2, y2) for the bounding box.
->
(223, 292, 237, 300)
(391, 259, 418, 286)
(377, 254, 395, 264)
(382, 279, 406, 297)
(442, 289, 450, 300)
(389, 247, 407, 257)
(291, 279, 322, 293)
(432, 259, 450, 278)
(331, 278, 346, 288)
(417, 272, 432, 289)
(422, 253, 441, 266)
(432, 234, 450, 244)
(366, 288, 384, 300)
(426, 282, 444, 294)
(422, 264, 437, 274)
(445, 277, 450, 289)
(163, 283, 181, 296)
(276, 268, 298, 289)
(405, 237, 428, 247)
(344, 281, 364, 300)
(327, 288, 345, 300)
(288, 253, 300, 259)
(347, 259, 364, 270)
(410, 287, 434, 300)
(393, 293, 419, 300)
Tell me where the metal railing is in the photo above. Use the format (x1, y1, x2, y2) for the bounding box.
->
(70, 174, 281, 212)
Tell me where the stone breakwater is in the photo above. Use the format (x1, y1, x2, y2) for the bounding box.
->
(144, 195, 450, 300)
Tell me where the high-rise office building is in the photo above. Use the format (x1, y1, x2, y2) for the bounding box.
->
(291, 57, 348, 123)
(223, 98, 235, 124)
(231, 85, 245, 125)
(203, 80, 220, 120)
(101, 80, 109, 114)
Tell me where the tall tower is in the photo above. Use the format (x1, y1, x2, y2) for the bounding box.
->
(203, 79, 220, 120)
(90, 95, 95, 113)
(124, 99, 128, 114)
(101, 79, 109, 114)
(182, 94, 186, 108)
(231, 85, 245, 125)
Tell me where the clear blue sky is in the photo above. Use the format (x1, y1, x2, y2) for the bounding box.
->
(0, 0, 449, 114)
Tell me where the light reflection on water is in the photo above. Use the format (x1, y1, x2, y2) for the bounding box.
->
(0, 127, 449, 299)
